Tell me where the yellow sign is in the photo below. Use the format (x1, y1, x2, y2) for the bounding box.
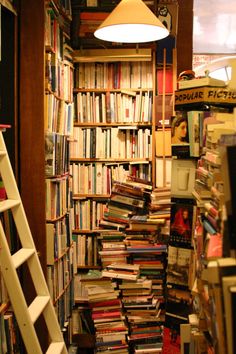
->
(175, 87, 236, 106)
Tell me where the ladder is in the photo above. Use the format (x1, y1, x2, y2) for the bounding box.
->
(0, 126, 68, 354)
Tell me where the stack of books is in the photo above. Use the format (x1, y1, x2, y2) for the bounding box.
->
(149, 188, 171, 239)
(98, 231, 128, 267)
(99, 179, 149, 231)
(85, 279, 129, 354)
(102, 263, 140, 281)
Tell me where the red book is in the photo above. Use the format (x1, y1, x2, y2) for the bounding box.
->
(80, 12, 109, 20)
(92, 310, 121, 319)
(89, 299, 121, 308)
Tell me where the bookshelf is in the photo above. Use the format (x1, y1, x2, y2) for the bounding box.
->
(69, 47, 172, 353)
(44, 0, 75, 345)
(18, 0, 75, 348)
(174, 85, 236, 353)
(71, 46, 156, 239)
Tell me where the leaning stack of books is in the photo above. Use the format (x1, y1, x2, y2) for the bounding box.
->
(149, 187, 171, 241)
(99, 180, 148, 231)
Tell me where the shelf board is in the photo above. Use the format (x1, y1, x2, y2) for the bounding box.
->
(72, 194, 110, 199)
(70, 158, 151, 163)
(73, 122, 152, 127)
(74, 87, 153, 92)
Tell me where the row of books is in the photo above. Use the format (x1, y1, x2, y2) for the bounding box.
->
(45, 7, 64, 61)
(74, 90, 153, 124)
(45, 52, 74, 102)
(46, 175, 71, 220)
(70, 163, 151, 197)
(47, 249, 74, 303)
(70, 127, 152, 160)
(45, 93, 74, 135)
(72, 199, 106, 230)
(0, 312, 20, 354)
(45, 132, 71, 177)
(46, 212, 73, 264)
(74, 61, 153, 90)
(72, 234, 98, 267)
(54, 283, 75, 332)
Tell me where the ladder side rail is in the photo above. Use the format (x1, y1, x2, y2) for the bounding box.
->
(0, 221, 43, 354)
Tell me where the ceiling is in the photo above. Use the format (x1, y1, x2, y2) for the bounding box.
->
(193, 0, 236, 53)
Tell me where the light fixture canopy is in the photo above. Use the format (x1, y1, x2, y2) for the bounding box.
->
(94, 0, 169, 43)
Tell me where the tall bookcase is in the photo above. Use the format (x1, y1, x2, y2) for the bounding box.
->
(44, 0, 75, 344)
(70, 46, 156, 263)
(69, 48, 171, 352)
(19, 0, 74, 348)
(174, 85, 236, 353)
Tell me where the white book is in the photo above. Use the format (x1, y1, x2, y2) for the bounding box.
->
(178, 76, 226, 89)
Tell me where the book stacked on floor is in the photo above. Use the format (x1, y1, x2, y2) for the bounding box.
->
(117, 277, 163, 354)
(85, 278, 129, 354)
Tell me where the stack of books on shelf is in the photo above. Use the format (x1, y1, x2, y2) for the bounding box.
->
(117, 278, 164, 354)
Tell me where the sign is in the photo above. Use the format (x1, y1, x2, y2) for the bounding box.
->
(175, 86, 236, 107)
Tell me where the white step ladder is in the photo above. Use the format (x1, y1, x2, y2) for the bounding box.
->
(0, 126, 68, 354)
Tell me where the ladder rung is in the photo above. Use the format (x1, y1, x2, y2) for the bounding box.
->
(46, 342, 65, 354)
(0, 151, 6, 156)
(28, 296, 50, 324)
(12, 248, 35, 268)
(0, 199, 20, 212)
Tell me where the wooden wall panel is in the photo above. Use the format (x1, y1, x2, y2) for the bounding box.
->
(176, 0, 194, 75)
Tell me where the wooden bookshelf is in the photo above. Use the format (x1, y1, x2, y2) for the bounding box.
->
(19, 0, 74, 348)
(174, 90, 236, 352)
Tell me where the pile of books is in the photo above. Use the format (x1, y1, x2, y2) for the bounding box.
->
(102, 263, 140, 281)
(85, 278, 129, 354)
(99, 178, 151, 231)
(98, 231, 128, 267)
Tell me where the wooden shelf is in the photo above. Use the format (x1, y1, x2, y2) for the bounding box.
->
(74, 122, 152, 127)
(70, 158, 151, 163)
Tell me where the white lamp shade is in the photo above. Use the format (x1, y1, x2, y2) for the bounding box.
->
(94, 0, 169, 43)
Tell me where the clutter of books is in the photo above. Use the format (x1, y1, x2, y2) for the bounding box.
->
(75, 177, 171, 353)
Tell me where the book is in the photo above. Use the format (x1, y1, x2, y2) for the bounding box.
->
(187, 111, 203, 157)
(155, 130, 171, 157)
(170, 201, 196, 246)
(178, 77, 226, 90)
(167, 246, 193, 287)
(171, 159, 196, 198)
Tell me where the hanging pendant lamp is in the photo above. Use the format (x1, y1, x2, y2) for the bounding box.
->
(94, 0, 169, 43)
